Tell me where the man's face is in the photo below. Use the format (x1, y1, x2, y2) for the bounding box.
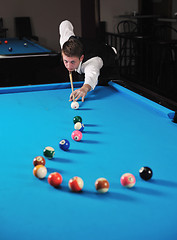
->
(62, 53, 84, 72)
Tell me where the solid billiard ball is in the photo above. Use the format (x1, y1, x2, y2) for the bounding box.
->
(73, 116, 82, 124)
(33, 165, 47, 179)
(139, 166, 153, 181)
(0, 41, 2, 44)
(8, 47, 12, 52)
(59, 139, 70, 151)
(4, 40, 8, 44)
(43, 146, 55, 159)
(68, 176, 84, 192)
(33, 156, 46, 166)
(71, 130, 82, 141)
(71, 101, 79, 109)
(120, 173, 136, 188)
(95, 178, 109, 193)
(48, 172, 63, 187)
(74, 122, 84, 132)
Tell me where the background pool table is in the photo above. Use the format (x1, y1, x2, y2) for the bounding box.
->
(0, 81, 177, 240)
(0, 37, 60, 86)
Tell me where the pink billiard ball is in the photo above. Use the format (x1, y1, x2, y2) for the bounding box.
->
(68, 176, 84, 192)
(71, 130, 82, 141)
(120, 173, 136, 188)
(48, 172, 63, 187)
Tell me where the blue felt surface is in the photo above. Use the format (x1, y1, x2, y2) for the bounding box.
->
(0, 38, 51, 55)
(0, 82, 177, 240)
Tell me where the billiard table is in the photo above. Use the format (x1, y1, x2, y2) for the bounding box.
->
(0, 81, 177, 240)
(0, 37, 59, 86)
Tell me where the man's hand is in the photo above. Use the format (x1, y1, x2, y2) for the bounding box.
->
(69, 84, 91, 102)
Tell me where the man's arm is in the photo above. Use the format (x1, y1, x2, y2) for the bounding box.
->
(70, 57, 103, 102)
(59, 20, 75, 48)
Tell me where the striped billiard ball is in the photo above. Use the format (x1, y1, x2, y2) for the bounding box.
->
(43, 146, 55, 159)
(33, 165, 47, 179)
(68, 176, 84, 192)
(120, 173, 136, 188)
(95, 178, 109, 193)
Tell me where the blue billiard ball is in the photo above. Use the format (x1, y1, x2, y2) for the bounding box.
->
(59, 139, 70, 151)
(74, 122, 84, 132)
(8, 47, 12, 52)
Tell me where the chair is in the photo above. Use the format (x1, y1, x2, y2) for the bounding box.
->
(15, 17, 38, 41)
(116, 20, 138, 79)
(0, 17, 8, 38)
(149, 24, 177, 95)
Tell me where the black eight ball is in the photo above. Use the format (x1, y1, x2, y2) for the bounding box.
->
(139, 166, 153, 180)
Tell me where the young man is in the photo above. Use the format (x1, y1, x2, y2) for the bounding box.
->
(59, 20, 116, 102)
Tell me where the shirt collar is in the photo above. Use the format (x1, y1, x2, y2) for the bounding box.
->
(75, 61, 82, 74)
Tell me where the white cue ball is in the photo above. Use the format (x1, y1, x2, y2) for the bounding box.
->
(71, 101, 79, 110)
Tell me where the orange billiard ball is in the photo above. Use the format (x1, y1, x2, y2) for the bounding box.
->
(120, 173, 136, 188)
(33, 165, 47, 179)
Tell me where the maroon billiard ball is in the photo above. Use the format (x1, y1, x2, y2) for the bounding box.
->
(33, 156, 46, 166)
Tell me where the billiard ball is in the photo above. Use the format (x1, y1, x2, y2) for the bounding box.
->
(73, 116, 82, 124)
(59, 139, 70, 151)
(95, 178, 109, 193)
(74, 122, 84, 132)
(0, 41, 2, 44)
(120, 173, 136, 188)
(4, 40, 8, 44)
(48, 172, 63, 187)
(24, 42, 28, 47)
(71, 101, 79, 110)
(8, 47, 12, 52)
(33, 156, 46, 166)
(71, 130, 82, 141)
(43, 146, 55, 159)
(68, 176, 84, 192)
(139, 166, 153, 181)
(33, 165, 47, 179)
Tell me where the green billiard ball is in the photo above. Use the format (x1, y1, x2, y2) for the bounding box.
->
(73, 116, 82, 124)
(43, 146, 55, 159)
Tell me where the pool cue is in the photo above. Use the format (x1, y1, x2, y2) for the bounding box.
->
(69, 71, 75, 101)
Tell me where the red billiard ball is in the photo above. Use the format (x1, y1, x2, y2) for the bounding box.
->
(120, 173, 136, 188)
(71, 130, 82, 141)
(48, 172, 63, 187)
(4, 40, 8, 44)
(33, 165, 47, 179)
(33, 156, 46, 166)
(68, 176, 84, 192)
(95, 178, 109, 193)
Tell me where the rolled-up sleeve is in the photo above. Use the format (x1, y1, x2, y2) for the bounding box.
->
(81, 57, 103, 90)
(59, 20, 75, 48)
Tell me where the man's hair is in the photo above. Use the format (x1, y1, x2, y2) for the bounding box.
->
(62, 37, 84, 58)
